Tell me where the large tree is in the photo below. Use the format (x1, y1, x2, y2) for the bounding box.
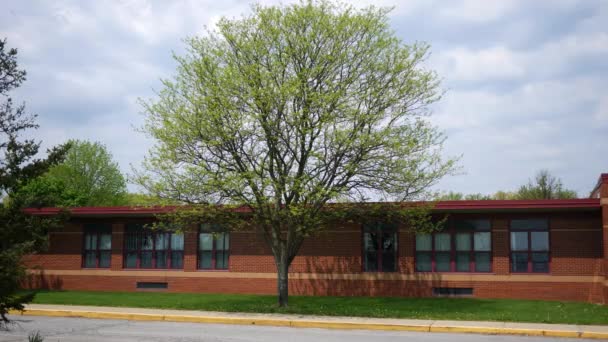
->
(136, 1, 455, 306)
(19, 140, 128, 207)
(0, 38, 69, 324)
(516, 169, 577, 200)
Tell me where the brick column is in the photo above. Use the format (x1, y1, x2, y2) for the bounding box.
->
(110, 222, 125, 271)
(599, 175, 608, 304)
(591, 174, 608, 303)
(492, 217, 510, 275)
(183, 225, 198, 272)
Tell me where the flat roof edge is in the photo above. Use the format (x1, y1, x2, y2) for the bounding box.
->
(23, 199, 601, 217)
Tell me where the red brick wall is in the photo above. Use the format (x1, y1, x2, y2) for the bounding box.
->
(23, 210, 606, 303)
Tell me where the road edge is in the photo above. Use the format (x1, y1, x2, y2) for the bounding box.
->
(9, 308, 607, 339)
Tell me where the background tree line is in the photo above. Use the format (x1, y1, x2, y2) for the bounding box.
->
(436, 169, 578, 201)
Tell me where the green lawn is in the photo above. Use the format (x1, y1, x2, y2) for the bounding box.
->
(28, 290, 608, 325)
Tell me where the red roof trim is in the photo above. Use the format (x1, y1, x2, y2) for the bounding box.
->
(23, 198, 601, 216)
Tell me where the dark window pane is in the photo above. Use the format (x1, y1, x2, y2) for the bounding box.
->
(382, 252, 396, 272)
(99, 251, 111, 268)
(363, 232, 378, 252)
(416, 234, 432, 251)
(216, 233, 229, 251)
(155, 251, 167, 268)
(99, 234, 112, 250)
(84, 234, 96, 250)
(475, 252, 491, 272)
(455, 233, 471, 251)
(364, 251, 377, 271)
(125, 234, 138, 250)
(222, 252, 229, 269)
(434, 234, 450, 251)
(199, 251, 213, 269)
(531, 232, 549, 251)
(141, 235, 154, 250)
(84, 251, 97, 268)
(216, 251, 228, 269)
(510, 232, 528, 251)
(382, 233, 396, 252)
(511, 252, 528, 272)
(435, 252, 450, 272)
(170, 251, 183, 269)
(454, 219, 490, 231)
(125, 252, 137, 268)
(532, 252, 549, 273)
(140, 251, 153, 268)
(455, 252, 470, 272)
(511, 219, 548, 231)
(416, 252, 432, 272)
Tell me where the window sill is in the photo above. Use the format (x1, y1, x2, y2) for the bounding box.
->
(197, 269, 230, 272)
(414, 271, 495, 274)
(121, 268, 185, 271)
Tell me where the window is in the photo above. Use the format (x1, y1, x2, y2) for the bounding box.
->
(362, 222, 397, 272)
(124, 223, 184, 269)
(82, 224, 112, 268)
(136, 282, 168, 290)
(510, 219, 549, 273)
(433, 287, 473, 296)
(198, 224, 230, 270)
(415, 219, 491, 272)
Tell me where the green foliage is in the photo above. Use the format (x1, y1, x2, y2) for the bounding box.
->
(435, 170, 576, 201)
(19, 140, 128, 207)
(516, 169, 577, 200)
(136, 1, 456, 305)
(28, 331, 44, 342)
(0, 38, 69, 325)
(125, 193, 181, 206)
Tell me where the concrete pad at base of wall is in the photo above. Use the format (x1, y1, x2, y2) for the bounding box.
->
(8, 304, 608, 340)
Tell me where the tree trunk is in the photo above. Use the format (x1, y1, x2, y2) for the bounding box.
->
(277, 254, 289, 307)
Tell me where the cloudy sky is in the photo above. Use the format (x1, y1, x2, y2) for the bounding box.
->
(1, 0, 607, 197)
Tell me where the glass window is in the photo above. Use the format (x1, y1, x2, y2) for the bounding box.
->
(474, 252, 491, 272)
(415, 219, 492, 273)
(415, 252, 432, 272)
(435, 252, 450, 272)
(510, 232, 528, 251)
(531, 232, 549, 251)
(510, 219, 550, 273)
(361, 223, 397, 272)
(455, 233, 471, 251)
(198, 225, 230, 270)
(511, 219, 548, 231)
(82, 224, 112, 268)
(473, 232, 491, 251)
(434, 233, 451, 251)
(455, 252, 470, 272)
(416, 235, 432, 251)
(123, 224, 184, 269)
(511, 252, 529, 272)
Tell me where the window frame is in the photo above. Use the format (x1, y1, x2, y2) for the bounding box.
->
(123, 223, 184, 270)
(81, 224, 112, 269)
(197, 224, 230, 271)
(414, 218, 492, 273)
(361, 222, 399, 273)
(509, 218, 551, 274)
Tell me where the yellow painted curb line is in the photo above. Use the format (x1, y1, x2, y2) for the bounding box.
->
(9, 309, 608, 339)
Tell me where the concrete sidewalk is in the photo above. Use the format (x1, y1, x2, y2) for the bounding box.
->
(10, 304, 608, 339)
